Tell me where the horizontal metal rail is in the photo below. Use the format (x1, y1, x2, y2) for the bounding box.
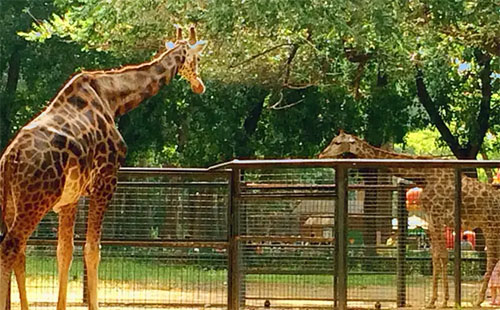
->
(27, 238, 228, 249)
(245, 269, 335, 275)
(237, 236, 334, 243)
(28, 302, 227, 308)
(209, 158, 500, 169)
(238, 193, 336, 199)
(244, 296, 396, 303)
(119, 166, 231, 177)
(242, 183, 413, 191)
(117, 181, 228, 187)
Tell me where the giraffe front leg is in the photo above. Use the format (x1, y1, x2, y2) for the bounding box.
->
(85, 176, 117, 310)
(440, 257, 450, 308)
(84, 240, 100, 310)
(56, 204, 78, 310)
(427, 254, 439, 309)
(427, 226, 449, 309)
(84, 208, 105, 310)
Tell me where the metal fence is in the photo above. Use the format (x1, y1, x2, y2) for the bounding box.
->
(8, 159, 500, 310)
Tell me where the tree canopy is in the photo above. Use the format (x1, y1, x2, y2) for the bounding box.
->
(1, 0, 499, 166)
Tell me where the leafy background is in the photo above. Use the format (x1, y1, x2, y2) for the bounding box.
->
(1, 0, 499, 167)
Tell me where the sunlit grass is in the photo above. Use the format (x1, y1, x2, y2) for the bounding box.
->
(25, 255, 431, 287)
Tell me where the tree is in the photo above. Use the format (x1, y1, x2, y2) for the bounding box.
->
(0, 0, 122, 150)
(16, 0, 500, 162)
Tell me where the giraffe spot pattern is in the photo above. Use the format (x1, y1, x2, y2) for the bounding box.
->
(67, 95, 88, 110)
(51, 134, 67, 150)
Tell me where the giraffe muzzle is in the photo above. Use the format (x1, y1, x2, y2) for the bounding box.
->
(191, 77, 205, 94)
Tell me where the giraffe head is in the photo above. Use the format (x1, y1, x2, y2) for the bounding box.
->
(319, 130, 370, 158)
(166, 25, 207, 94)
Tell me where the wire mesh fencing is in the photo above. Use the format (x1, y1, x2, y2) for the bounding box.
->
(7, 160, 500, 310)
(235, 168, 336, 309)
(15, 168, 230, 310)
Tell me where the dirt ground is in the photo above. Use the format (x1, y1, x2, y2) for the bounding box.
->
(8, 278, 500, 310)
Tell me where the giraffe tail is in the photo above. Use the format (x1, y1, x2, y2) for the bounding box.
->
(0, 150, 17, 242)
(0, 159, 6, 242)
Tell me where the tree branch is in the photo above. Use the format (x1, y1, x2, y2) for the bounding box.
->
(343, 46, 373, 99)
(469, 49, 492, 156)
(415, 68, 463, 157)
(229, 43, 293, 68)
(282, 43, 300, 86)
(271, 98, 305, 110)
(284, 83, 315, 90)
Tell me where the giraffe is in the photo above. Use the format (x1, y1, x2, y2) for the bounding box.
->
(0, 26, 206, 310)
(319, 130, 500, 308)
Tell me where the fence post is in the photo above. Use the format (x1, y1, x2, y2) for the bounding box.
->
(335, 165, 348, 310)
(397, 182, 408, 307)
(228, 169, 240, 310)
(83, 254, 88, 304)
(454, 169, 462, 307)
(333, 168, 338, 309)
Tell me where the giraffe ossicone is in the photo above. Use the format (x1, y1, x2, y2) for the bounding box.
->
(0, 25, 206, 310)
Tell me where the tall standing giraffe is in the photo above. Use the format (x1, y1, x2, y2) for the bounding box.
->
(0, 26, 206, 310)
(320, 130, 500, 307)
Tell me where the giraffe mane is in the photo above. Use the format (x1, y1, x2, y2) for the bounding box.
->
(83, 44, 183, 76)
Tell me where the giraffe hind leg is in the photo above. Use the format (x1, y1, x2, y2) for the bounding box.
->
(0, 199, 51, 310)
(475, 235, 499, 306)
(0, 231, 29, 310)
(85, 175, 118, 310)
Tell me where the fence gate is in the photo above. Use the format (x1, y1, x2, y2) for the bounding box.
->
(230, 166, 337, 309)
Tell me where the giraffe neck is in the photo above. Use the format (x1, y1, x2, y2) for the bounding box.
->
(358, 143, 416, 160)
(74, 45, 187, 118)
(355, 139, 438, 181)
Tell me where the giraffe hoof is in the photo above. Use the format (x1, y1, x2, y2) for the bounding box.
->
(439, 302, 450, 308)
(425, 303, 436, 309)
(473, 300, 483, 307)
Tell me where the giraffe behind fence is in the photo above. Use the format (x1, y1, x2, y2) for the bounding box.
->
(320, 130, 500, 307)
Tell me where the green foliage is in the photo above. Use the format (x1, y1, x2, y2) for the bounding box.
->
(2, 0, 499, 165)
(395, 128, 451, 157)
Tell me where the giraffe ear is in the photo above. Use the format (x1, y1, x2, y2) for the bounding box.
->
(165, 41, 176, 50)
(191, 40, 207, 53)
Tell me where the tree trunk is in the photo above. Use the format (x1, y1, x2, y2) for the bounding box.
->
(414, 50, 492, 161)
(0, 42, 25, 150)
(235, 88, 268, 158)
